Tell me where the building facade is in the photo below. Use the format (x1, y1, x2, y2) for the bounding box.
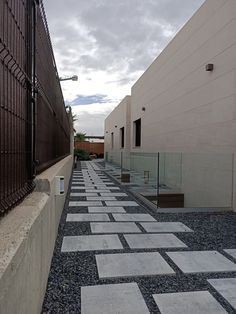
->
(104, 0, 236, 210)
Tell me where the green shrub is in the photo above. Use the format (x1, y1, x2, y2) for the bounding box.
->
(74, 148, 90, 161)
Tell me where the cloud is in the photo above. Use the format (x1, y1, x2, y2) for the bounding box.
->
(45, 0, 204, 76)
(44, 0, 205, 134)
(71, 102, 117, 135)
(70, 94, 111, 106)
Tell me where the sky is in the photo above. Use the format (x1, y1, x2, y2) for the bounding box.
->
(44, 0, 205, 136)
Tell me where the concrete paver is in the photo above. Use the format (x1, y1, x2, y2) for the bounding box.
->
(66, 213, 110, 222)
(208, 278, 236, 310)
(88, 206, 126, 213)
(124, 233, 187, 249)
(81, 283, 150, 314)
(113, 213, 156, 222)
(153, 291, 227, 314)
(91, 222, 141, 233)
(167, 251, 236, 273)
(141, 222, 193, 233)
(96, 252, 175, 278)
(224, 249, 236, 260)
(61, 235, 123, 252)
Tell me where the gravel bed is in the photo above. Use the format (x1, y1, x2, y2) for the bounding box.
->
(42, 162, 236, 314)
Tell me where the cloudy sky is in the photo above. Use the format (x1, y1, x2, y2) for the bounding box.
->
(44, 0, 205, 136)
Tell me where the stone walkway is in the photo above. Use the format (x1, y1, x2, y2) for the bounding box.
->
(42, 161, 236, 314)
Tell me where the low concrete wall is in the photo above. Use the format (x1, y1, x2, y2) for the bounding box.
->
(0, 155, 73, 314)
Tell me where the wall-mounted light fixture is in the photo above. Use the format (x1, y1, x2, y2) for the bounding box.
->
(205, 64, 214, 72)
(59, 75, 78, 81)
(115, 125, 117, 128)
(142, 107, 146, 111)
(55, 176, 65, 195)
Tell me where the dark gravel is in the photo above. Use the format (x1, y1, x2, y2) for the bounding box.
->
(42, 162, 236, 314)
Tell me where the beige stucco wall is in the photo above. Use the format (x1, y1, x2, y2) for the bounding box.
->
(105, 0, 236, 209)
(0, 155, 73, 314)
(131, 0, 236, 153)
(104, 96, 131, 164)
(130, 0, 236, 208)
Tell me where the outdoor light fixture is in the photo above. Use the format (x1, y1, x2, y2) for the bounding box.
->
(142, 107, 146, 111)
(59, 75, 78, 82)
(205, 64, 214, 72)
(115, 125, 117, 128)
(55, 176, 65, 195)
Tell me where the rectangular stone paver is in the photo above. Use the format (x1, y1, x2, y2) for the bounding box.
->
(61, 235, 123, 252)
(85, 189, 116, 193)
(92, 183, 114, 186)
(91, 222, 141, 233)
(69, 201, 103, 207)
(70, 193, 98, 197)
(81, 282, 150, 314)
(86, 196, 117, 201)
(113, 213, 155, 222)
(72, 181, 86, 183)
(224, 249, 236, 260)
(167, 251, 236, 274)
(71, 187, 88, 190)
(85, 181, 103, 183)
(208, 278, 236, 310)
(124, 233, 187, 249)
(93, 182, 114, 185)
(76, 184, 113, 188)
(105, 201, 139, 207)
(88, 206, 126, 213)
(100, 193, 128, 197)
(72, 183, 94, 185)
(66, 214, 110, 222)
(141, 222, 193, 233)
(92, 181, 111, 184)
(72, 182, 93, 184)
(153, 291, 227, 314)
(101, 187, 120, 190)
(96, 252, 175, 278)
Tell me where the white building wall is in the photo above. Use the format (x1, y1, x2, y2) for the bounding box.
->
(104, 0, 236, 209)
(130, 0, 236, 208)
(131, 0, 236, 153)
(105, 96, 131, 166)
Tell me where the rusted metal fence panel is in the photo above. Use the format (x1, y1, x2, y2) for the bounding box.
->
(0, 0, 70, 216)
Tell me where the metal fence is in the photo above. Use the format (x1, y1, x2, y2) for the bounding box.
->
(0, 0, 70, 216)
(35, 1, 70, 173)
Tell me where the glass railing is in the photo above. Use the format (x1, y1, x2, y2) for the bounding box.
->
(105, 151, 234, 210)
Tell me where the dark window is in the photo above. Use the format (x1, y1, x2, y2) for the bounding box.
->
(134, 118, 141, 147)
(111, 132, 114, 149)
(120, 127, 125, 148)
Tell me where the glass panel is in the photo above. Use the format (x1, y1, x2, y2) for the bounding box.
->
(105, 151, 234, 210)
(181, 152, 233, 208)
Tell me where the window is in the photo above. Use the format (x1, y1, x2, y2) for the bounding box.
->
(120, 127, 125, 148)
(134, 118, 141, 147)
(111, 132, 114, 149)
